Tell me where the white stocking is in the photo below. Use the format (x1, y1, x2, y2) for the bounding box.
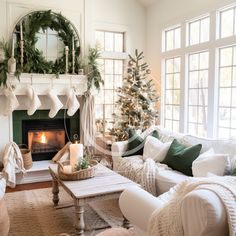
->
(66, 88, 80, 116)
(3, 87, 19, 116)
(47, 89, 63, 118)
(25, 86, 41, 116)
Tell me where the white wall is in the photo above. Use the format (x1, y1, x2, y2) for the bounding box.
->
(146, 0, 236, 96)
(0, 0, 146, 156)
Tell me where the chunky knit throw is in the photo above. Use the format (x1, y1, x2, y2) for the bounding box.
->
(117, 157, 169, 196)
(148, 176, 236, 236)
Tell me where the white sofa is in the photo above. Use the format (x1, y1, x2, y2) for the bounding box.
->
(119, 186, 228, 236)
(112, 126, 236, 196)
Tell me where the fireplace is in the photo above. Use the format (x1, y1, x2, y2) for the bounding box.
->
(22, 119, 69, 161)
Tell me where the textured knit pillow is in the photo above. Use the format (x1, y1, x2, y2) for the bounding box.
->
(161, 139, 202, 176)
(122, 129, 159, 157)
(143, 136, 171, 162)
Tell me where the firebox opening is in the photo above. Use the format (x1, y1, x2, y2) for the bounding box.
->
(22, 118, 70, 161)
(28, 130, 65, 155)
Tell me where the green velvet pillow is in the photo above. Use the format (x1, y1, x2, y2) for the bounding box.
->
(122, 129, 159, 157)
(161, 139, 202, 176)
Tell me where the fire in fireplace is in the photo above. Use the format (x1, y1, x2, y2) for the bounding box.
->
(22, 119, 70, 161)
(28, 130, 65, 155)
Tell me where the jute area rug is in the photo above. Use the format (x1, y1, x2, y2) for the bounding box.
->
(5, 187, 124, 236)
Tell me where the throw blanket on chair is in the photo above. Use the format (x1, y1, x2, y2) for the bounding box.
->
(148, 176, 236, 236)
(116, 157, 169, 196)
(2, 142, 25, 188)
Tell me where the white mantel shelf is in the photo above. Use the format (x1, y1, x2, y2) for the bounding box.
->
(0, 73, 87, 96)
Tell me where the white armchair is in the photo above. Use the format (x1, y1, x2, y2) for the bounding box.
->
(119, 186, 228, 236)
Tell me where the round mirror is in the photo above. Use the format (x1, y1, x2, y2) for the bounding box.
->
(13, 10, 81, 74)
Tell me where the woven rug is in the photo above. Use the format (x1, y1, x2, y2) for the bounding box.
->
(5, 187, 124, 236)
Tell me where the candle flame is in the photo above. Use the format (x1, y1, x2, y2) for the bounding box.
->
(40, 132, 47, 144)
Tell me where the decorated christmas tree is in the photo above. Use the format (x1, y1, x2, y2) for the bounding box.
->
(110, 50, 159, 141)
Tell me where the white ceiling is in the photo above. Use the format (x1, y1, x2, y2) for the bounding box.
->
(137, 0, 157, 7)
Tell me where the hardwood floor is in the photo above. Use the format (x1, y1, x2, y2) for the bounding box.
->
(6, 181, 52, 193)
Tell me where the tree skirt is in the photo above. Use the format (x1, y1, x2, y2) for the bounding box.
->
(5, 187, 124, 236)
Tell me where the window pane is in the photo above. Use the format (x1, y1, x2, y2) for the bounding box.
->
(105, 105, 113, 119)
(189, 106, 198, 122)
(173, 90, 180, 104)
(95, 105, 103, 119)
(200, 17, 210, 42)
(166, 59, 174, 73)
(105, 60, 113, 74)
(189, 89, 198, 105)
(174, 57, 181, 72)
(166, 74, 173, 89)
(231, 88, 236, 105)
(165, 106, 172, 119)
(198, 89, 208, 106)
(231, 108, 236, 128)
(165, 90, 173, 104)
(218, 128, 230, 138)
(189, 71, 199, 88)
(104, 75, 113, 89)
(199, 52, 209, 70)
(174, 27, 181, 49)
(232, 67, 236, 86)
(219, 108, 231, 127)
(114, 60, 123, 74)
(219, 88, 231, 106)
(219, 67, 232, 87)
(114, 33, 123, 52)
(173, 121, 179, 132)
(173, 105, 180, 120)
(166, 30, 174, 51)
(199, 70, 208, 88)
(174, 74, 180, 89)
(114, 75, 122, 88)
(189, 53, 199, 71)
(95, 90, 104, 104)
(189, 21, 200, 45)
(220, 9, 234, 38)
(105, 32, 114, 51)
(220, 47, 233, 67)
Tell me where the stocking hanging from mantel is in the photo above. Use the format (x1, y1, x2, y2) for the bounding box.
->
(80, 92, 95, 154)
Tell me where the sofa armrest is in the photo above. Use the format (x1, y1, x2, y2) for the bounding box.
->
(181, 189, 228, 236)
(112, 140, 128, 170)
(119, 186, 164, 232)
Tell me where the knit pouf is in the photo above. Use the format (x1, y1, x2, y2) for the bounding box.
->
(96, 227, 134, 236)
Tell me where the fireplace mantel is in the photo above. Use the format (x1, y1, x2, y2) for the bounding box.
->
(0, 73, 87, 95)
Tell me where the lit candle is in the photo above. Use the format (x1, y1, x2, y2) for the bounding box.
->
(12, 37, 14, 57)
(63, 165, 72, 174)
(20, 21, 23, 41)
(69, 143, 83, 169)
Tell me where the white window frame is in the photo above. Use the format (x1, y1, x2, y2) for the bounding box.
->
(161, 3, 236, 138)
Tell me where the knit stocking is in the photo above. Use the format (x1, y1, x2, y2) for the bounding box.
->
(47, 89, 63, 118)
(3, 87, 19, 116)
(66, 88, 80, 116)
(25, 86, 41, 116)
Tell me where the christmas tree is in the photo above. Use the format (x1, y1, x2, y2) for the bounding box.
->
(110, 50, 159, 141)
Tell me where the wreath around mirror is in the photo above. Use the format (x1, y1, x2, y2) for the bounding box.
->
(0, 10, 81, 86)
(15, 10, 81, 74)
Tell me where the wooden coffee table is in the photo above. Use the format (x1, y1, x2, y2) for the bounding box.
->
(49, 163, 139, 235)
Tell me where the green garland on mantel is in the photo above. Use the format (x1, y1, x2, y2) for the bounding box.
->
(0, 10, 81, 87)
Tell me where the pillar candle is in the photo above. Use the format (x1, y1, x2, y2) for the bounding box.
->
(69, 143, 83, 169)
(20, 21, 23, 41)
(72, 36, 74, 51)
(63, 165, 72, 174)
(11, 37, 14, 57)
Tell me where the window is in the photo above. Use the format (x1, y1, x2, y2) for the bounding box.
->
(188, 16, 210, 46)
(218, 46, 236, 138)
(164, 57, 181, 132)
(164, 26, 181, 51)
(188, 51, 209, 137)
(219, 6, 236, 38)
(95, 31, 125, 133)
(161, 3, 236, 138)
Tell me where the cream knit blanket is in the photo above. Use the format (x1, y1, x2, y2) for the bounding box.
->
(148, 176, 236, 236)
(117, 157, 169, 196)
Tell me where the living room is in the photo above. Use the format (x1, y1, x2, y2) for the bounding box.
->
(0, 0, 236, 235)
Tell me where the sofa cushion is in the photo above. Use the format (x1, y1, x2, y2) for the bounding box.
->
(156, 170, 189, 195)
(192, 148, 230, 177)
(143, 136, 171, 162)
(161, 139, 202, 176)
(123, 129, 159, 157)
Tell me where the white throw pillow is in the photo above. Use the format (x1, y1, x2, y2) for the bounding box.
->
(192, 148, 230, 177)
(143, 136, 171, 162)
